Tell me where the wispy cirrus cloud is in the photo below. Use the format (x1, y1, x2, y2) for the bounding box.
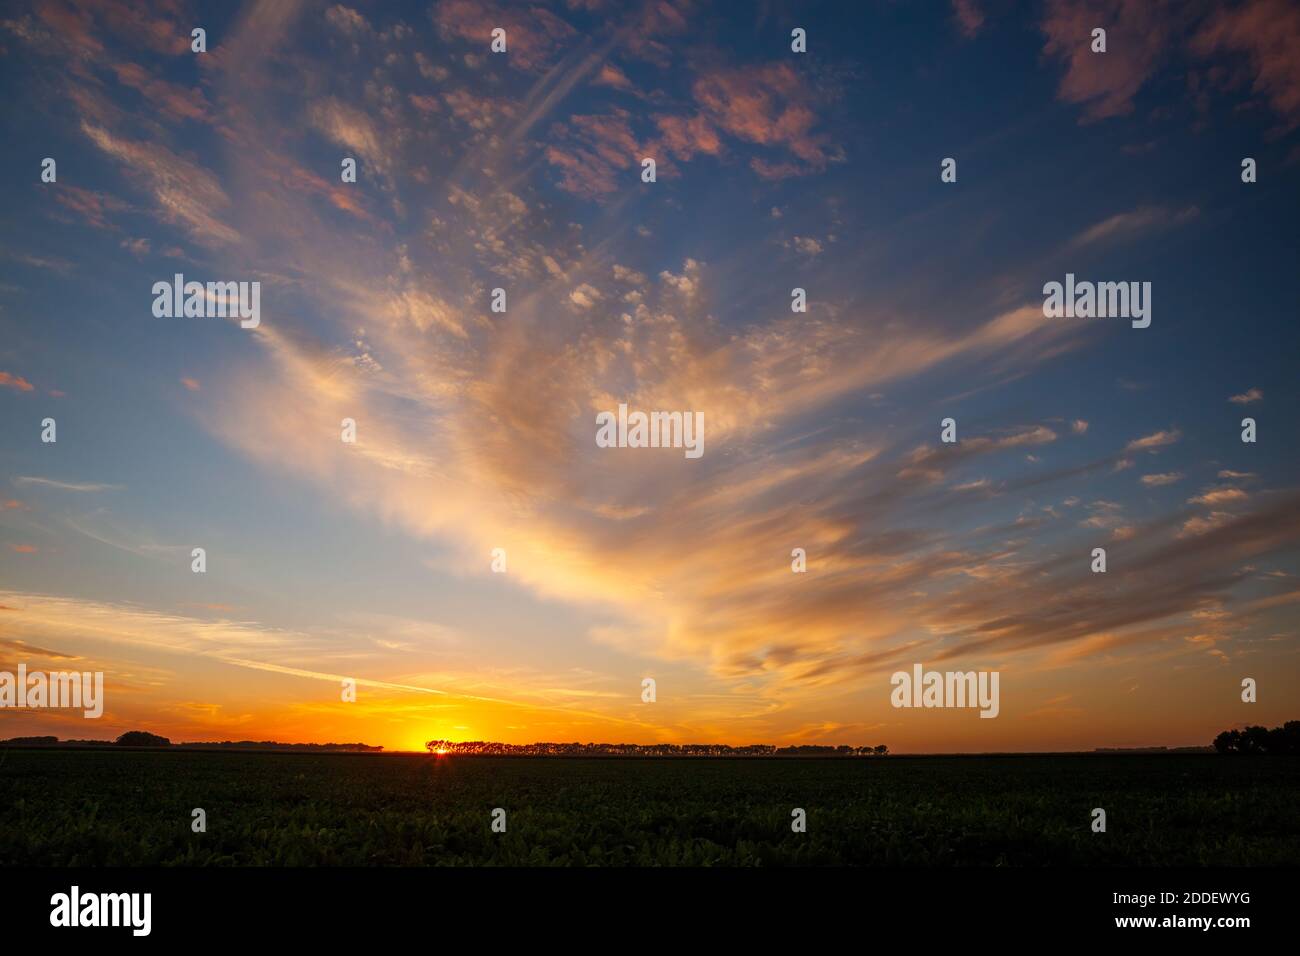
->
(79, 122, 241, 246)
(1069, 204, 1200, 249)
(13, 476, 124, 493)
(49, 184, 130, 231)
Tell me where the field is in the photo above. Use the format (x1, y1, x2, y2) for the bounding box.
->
(1, 750, 1297, 866)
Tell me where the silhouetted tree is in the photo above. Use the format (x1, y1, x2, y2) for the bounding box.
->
(1273, 721, 1300, 754)
(114, 731, 170, 747)
(1213, 721, 1299, 755)
(1213, 729, 1240, 753)
(1242, 725, 1270, 753)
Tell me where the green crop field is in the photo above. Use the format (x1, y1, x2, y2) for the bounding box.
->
(1, 750, 1297, 866)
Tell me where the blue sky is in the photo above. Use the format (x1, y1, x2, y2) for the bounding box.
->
(1, 0, 1297, 751)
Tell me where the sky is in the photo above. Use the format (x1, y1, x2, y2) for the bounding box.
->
(0, 0, 1297, 753)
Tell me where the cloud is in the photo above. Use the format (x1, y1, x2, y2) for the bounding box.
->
(1040, 0, 1178, 121)
(1042, 0, 1300, 129)
(1141, 472, 1184, 487)
(193, 245, 1103, 702)
(12, 477, 123, 493)
(1080, 499, 1125, 529)
(50, 184, 130, 231)
(61, 0, 191, 56)
(1190, 0, 1300, 129)
(180, 377, 201, 392)
(1229, 387, 1263, 404)
(693, 63, 834, 177)
(1188, 487, 1249, 506)
(1069, 205, 1199, 248)
(110, 61, 209, 124)
(432, 0, 577, 72)
(0, 372, 35, 392)
(658, 259, 700, 294)
(654, 112, 724, 160)
(1180, 511, 1236, 537)
(79, 123, 241, 246)
(569, 283, 602, 308)
(612, 264, 647, 286)
(120, 237, 151, 258)
(551, 59, 839, 196)
(443, 88, 517, 131)
(594, 62, 633, 90)
(5, 252, 73, 275)
(325, 5, 370, 36)
(0, 589, 659, 741)
(952, 0, 985, 37)
(545, 109, 646, 197)
(309, 98, 392, 181)
(1126, 428, 1182, 452)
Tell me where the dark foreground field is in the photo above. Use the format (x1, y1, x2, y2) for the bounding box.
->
(1, 750, 1297, 866)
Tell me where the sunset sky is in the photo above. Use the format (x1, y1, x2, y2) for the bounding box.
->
(1, 0, 1298, 753)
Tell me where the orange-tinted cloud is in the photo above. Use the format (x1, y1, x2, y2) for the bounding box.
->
(51, 184, 129, 231)
(0, 372, 36, 392)
(692, 63, 833, 176)
(594, 62, 633, 90)
(654, 112, 723, 160)
(432, 0, 576, 72)
(75, 0, 193, 56)
(546, 108, 648, 196)
(443, 88, 517, 130)
(1040, 0, 1178, 121)
(111, 61, 209, 123)
(548, 61, 834, 196)
(1190, 0, 1300, 128)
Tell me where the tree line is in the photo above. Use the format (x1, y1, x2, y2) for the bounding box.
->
(0, 732, 383, 752)
(425, 740, 890, 757)
(1213, 721, 1299, 755)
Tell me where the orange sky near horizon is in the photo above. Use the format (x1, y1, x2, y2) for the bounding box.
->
(1, 589, 1292, 753)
